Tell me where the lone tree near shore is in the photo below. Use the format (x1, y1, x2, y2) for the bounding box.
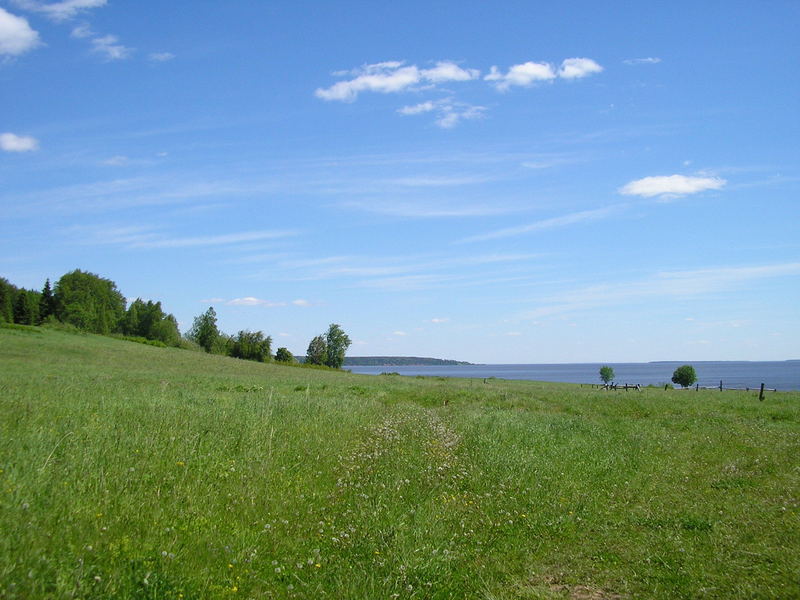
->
(324, 323, 351, 369)
(599, 365, 615, 384)
(306, 335, 327, 366)
(672, 364, 698, 388)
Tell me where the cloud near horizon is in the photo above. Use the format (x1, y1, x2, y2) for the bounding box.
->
(0, 7, 40, 56)
(620, 174, 726, 198)
(226, 297, 286, 307)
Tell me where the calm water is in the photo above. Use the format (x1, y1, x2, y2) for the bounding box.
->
(348, 361, 800, 391)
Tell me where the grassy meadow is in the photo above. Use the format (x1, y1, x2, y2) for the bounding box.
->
(1, 325, 798, 599)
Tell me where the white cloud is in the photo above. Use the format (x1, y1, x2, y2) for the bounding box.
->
(393, 330, 408, 336)
(102, 155, 129, 166)
(70, 22, 91, 37)
(397, 97, 485, 128)
(485, 61, 556, 91)
(558, 57, 603, 79)
(620, 174, 726, 198)
(292, 299, 311, 307)
(90, 33, 131, 60)
(421, 61, 479, 82)
(12, 0, 107, 22)
(0, 7, 40, 56)
(430, 317, 449, 324)
(397, 101, 437, 115)
(436, 103, 485, 128)
(623, 57, 661, 65)
(315, 60, 479, 102)
(460, 205, 621, 243)
(148, 51, 174, 62)
(227, 297, 286, 307)
(0, 132, 39, 152)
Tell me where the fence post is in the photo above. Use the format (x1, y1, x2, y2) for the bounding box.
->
(695, 383, 699, 392)
(759, 383, 765, 401)
(719, 380, 723, 391)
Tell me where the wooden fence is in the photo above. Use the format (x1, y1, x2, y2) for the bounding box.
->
(591, 381, 777, 400)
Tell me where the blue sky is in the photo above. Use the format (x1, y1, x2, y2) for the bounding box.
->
(2, 0, 798, 362)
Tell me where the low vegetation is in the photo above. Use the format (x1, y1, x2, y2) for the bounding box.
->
(1, 326, 798, 599)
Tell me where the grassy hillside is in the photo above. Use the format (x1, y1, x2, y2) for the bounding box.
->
(1, 326, 798, 599)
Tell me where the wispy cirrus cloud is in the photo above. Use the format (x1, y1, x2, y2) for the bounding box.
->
(132, 230, 298, 249)
(523, 262, 800, 319)
(398, 98, 486, 129)
(623, 57, 661, 65)
(340, 199, 520, 218)
(620, 174, 726, 199)
(71, 23, 131, 60)
(226, 297, 285, 307)
(148, 51, 174, 62)
(459, 205, 622, 243)
(1, 132, 39, 152)
(12, 0, 106, 21)
(0, 7, 40, 56)
(64, 224, 299, 250)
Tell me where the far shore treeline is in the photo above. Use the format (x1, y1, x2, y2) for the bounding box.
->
(0, 269, 350, 368)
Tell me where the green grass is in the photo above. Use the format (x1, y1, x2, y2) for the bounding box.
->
(1, 327, 798, 599)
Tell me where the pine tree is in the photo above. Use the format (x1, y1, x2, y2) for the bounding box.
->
(38, 279, 56, 324)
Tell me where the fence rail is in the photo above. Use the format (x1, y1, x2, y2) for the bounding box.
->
(591, 381, 777, 400)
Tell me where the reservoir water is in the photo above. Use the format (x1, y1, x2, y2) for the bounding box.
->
(348, 361, 800, 391)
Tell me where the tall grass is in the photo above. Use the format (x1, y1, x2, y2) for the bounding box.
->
(1, 327, 798, 598)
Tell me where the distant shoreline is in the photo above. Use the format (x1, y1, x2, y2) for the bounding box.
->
(344, 356, 473, 366)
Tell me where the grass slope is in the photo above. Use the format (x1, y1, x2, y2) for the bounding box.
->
(1, 326, 798, 599)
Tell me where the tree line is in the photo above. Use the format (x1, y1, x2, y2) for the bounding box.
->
(1, 270, 351, 368)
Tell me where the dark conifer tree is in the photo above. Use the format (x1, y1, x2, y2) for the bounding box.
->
(38, 279, 56, 323)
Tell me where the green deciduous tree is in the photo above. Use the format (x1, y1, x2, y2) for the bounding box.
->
(324, 323, 351, 369)
(121, 298, 181, 346)
(54, 270, 126, 334)
(305, 335, 327, 366)
(599, 365, 615, 384)
(275, 347, 294, 363)
(187, 307, 219, 353)
(230, 330, 272, 362)
(671, 364, 698, 388)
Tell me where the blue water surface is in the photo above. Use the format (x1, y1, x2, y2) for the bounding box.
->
(348, 361, 800, 391)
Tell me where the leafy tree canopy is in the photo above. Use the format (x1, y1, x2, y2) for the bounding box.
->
(230, 330, 272, 362)
(306, 335, 327, 366)
(599, 365, 615, 384)
(672, 364, 698, 388)
(187, 307, 219, 353)
(324, 323, 351, 369)
(121, 298, 181, 346)
(275, 347, 294, 363)
(54, 270, 126, 334)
